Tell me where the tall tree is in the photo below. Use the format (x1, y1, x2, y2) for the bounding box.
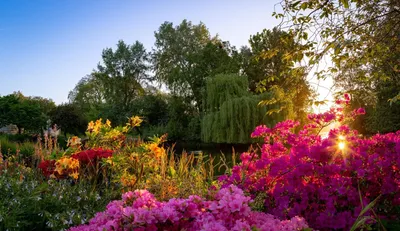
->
(49, 103, 87, 136)
(68, 74, 105, 121)
(201, 74, 292, 144)
(97, 40, 151, 111)
(242, 28, 299, 92)
(69, 40, 151, 125)
(276, 0, 400, 133)
(0, 93, 47, 133)
(241, 28, 313, 124)
(153, 20, 241, 110)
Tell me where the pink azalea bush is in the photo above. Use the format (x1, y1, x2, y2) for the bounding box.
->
(219, 96, 400, 230)
(69, 185, 310, 231)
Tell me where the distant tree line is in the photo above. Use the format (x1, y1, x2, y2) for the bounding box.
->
(62, 20, 313, 143)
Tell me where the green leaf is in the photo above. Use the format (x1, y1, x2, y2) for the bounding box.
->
(341, 0, 349, 8)
(300, 2, 308, 10)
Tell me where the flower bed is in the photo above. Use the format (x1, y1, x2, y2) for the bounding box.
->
(69, 185, 310, 231)
(219, 97, 400, 230)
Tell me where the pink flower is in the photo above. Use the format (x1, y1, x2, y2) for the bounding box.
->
(344, 93, 351, 101)
(356, 107, 366, 115)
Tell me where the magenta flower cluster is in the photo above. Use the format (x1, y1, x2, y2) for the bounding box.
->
(69, 185, 309, 231)
(219, 97, 400, 230)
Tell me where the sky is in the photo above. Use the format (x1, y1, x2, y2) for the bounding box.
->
(0, 0, 332, 106)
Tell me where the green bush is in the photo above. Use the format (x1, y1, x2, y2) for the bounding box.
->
(0, 136, 36, 158)
(5, 133, 35, 143)
(0, 136, 17, 156)
(57, 135, 68, 150)
(18, 142, 35, 158)
(0, 168, 120, 230)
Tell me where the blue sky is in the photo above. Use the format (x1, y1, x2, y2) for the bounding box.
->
(0, 1, 331, 105)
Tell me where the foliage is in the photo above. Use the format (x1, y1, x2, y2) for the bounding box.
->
(50, 103, 88, 136)
(153, 19, 241, 110)
(1, 133, 37, 143)
(276, 0, 400, 129)
(0, 93, 48, 133)
(201, 74, 292, 143)
(130, 93, 168, 127)
(0, 136, 17, 156)
(165, 95, 200, 141)
(36, 116, 215, 201)
(0, 136, 35, 158)
(96, 40, 151, 110)
(241, 28, 303, 92)
(364, 81, 400, 133)
(70, 40, 151, 126)
(219, 96, 400, 230)
(68, 74, 105, 122)
(0, 164, 119, 231)
(69, 185, 310, 231)
(240, 28, 313, 124)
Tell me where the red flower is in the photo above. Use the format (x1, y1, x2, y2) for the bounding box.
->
(344, 93, 351, 101)
(38, 160, 56, 177)
(71, 149, 113, 166)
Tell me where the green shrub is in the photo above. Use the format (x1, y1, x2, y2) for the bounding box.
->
(141, 124, 168, 140)
(18, 142, 35, 158)
(0, 136, 17, 156)
(57, 135, 68, 149)
(5, 134, 35, 143)
(0, 167, 120, 230)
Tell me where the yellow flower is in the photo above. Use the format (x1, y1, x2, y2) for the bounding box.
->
(127, 116, 143, 127)
(57, 157, 69, 168)
(55, 165, 64, 175)
(122, 126, 130, 133)
(69, 159, 80, 169)
(105, 157, 113, 165)
(68, 136, 81, 147)
(148, 143, 165, 158)
(106, 119, 112, 127)
(56, 157, 80, 173)
(69, 171, 79, 180)
(87, 121, 95, 131)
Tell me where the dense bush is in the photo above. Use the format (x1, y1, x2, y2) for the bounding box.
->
(0, 166, 119, 230)
(219, 97, 400, 230)
(0, 136, 35, 158)
(69, 185, 309, 231)
(38, 117, 215, 201)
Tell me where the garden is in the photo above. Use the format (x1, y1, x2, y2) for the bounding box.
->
(1, 0, 400, 230)
(1, 95, 399, 230)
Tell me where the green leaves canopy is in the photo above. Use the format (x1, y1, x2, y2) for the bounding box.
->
(0, 93, 50, 133)
(153, 20, 241, 110)
(201, 74, 291, 143)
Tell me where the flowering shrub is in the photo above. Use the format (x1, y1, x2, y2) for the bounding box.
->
(71, 149, 113, 166)
(38, 159, 56, 177)
(54, 156, 80, 179)
(85, 116, 143, 149)
(69, 185, 310, 231)
(219, 96, 400, 230)
(38, 149, 112, 180)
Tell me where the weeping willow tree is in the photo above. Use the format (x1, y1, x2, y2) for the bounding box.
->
(201, 74, 293, 144)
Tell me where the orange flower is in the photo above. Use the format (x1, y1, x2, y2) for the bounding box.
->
(127, 116, 143, 127)
(69, 171, 79, 180)
(87, 121, 95, 131)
